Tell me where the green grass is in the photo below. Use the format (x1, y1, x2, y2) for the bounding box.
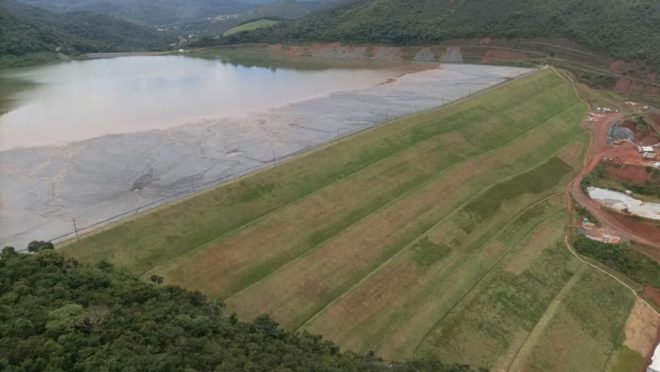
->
(224, 19, 280, 36)
(60, 69, 640, 368)
(518, 269, 635, 371)
(418, 211, 578, 369)
(608, 346, 646, 372)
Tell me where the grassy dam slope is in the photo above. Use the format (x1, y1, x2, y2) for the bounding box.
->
(63, 69, 641, 370)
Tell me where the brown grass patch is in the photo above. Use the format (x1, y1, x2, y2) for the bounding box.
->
(623, 299, 660, 356)
(503, 219, 564, 275)
(225, 116, 580, 330)
(556, 140, 585, 166)
(303, 258, 422, 352)
(150, 130, 461, 297)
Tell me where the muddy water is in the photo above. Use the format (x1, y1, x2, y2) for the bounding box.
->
(0, 54, 414, 150)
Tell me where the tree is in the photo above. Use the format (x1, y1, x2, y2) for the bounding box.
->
(149, 274, 164, 285)
(27, 240, 54, 253)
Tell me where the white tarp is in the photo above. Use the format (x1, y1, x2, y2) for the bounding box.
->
(649, 343, 660, 372)
(587, 187, 660, 221)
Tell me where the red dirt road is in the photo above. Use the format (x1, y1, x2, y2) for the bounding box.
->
(569, 113, 660, 250)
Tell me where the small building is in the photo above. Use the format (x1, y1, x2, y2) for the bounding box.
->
(643, 152, 657, 160)
(642, 146, 655, 153)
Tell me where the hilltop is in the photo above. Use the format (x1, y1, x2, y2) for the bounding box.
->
(16, 0, 259, 25)
(0, 0, 173, 66)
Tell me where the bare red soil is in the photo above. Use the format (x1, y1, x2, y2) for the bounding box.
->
(481, 49, 527, 64)
(620, 119, 660, 146)
(569, 112, 660, 250)
(603, 211, 660, 261)
(604, 163, 653, 184)
(610, 60, 660, 95)
(641, 286, 660, 309)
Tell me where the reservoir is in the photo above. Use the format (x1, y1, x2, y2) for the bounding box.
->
(0, 53, 531, 249)
(0, 54, 414, 150)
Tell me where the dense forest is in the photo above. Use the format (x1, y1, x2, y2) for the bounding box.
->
(0, 0, 173, 66)
(208, 0, 660, 71)
(0, 244, 478, 371)
(17, 0, 260, 26)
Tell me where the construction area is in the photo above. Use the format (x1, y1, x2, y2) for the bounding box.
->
(574, 103, 660, 248)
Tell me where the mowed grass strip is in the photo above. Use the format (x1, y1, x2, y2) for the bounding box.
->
(417, 212, 577, 369)
(145, 73, 578, 297)
(295, 112, 586, 343)
(509, 268, 635, 372)
(225, 102, 585, 331)
(63, 69, 564, 274)
(300, 139, 581, 360)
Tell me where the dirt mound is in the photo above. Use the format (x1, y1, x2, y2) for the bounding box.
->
(640, 286, 660, 309)
(439, 46, 463, 63)
(619, 119, 660, 146)
(603, 210, 660, 261)
(604, 163, 652, 184)
(482, 49, 527, 64)
(614, 77, 660, 96)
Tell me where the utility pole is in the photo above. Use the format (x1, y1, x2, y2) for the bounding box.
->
(72, 217, 80, 242)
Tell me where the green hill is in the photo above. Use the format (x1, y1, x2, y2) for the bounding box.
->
(224, 19, 281, 36)
(0, 0, 173, 66)
(17, 0, 259, 26)
(217, 0, 660, 71)
(0, 245, 474, 371)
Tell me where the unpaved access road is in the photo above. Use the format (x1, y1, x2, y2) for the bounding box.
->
(569, 111, 660, 249)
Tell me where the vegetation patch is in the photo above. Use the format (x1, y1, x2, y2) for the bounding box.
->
(573, 234, 660, 287)
(459, 156, 573, 232)
(409, 237, 452, 267)
(224, 19, 281, 36)
(0, 247, 474, 371)
(517, 269, 635, 371)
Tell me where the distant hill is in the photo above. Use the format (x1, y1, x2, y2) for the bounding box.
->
(0, 0, 172, 66)
(217, 0, 660, 71)
(173, 0, 318, 38)
(17, 0, 261, 25)
(237, 0, 310, 21)
(16, 0, 348, 26)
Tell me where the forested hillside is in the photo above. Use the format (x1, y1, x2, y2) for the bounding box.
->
(218, 0, 660, 70)
(18, 0, 260, 26)
(0, 245, 476, 371)
(0, 0, 172, 66)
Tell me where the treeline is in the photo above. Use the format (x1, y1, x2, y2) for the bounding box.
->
(0, 0, 173, 66)
(573, 235, 660, 288)
(0, 244, 479, 371)
(200, 0, 660, 71)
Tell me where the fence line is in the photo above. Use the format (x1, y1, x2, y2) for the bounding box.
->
(47, 123, 381, 245)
